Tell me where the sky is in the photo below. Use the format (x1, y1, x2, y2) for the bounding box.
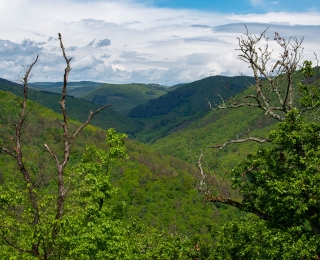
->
(0, 0, 319, 85)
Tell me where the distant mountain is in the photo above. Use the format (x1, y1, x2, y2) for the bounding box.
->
(29, 81, 104, 98)
(81, 83, 168, 114)
(0, 78, 142, 135)
(128, 75, 256, 143)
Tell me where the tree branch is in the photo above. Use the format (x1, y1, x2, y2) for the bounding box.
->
(196, 152, 207, 193)
(207, 137, 269, 150)
(69, 104, 112, 146)
(1, 228, 32, 254)
(209, 27, 304, 123)
(45, 34, 112, 237)
(205, 194, 270, 220)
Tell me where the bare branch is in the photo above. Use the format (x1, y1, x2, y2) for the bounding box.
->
(1, 54, 41, 256)
(44, 144, 59, 165)
(205, 194, 270, 220)
(48, 33, 112, 223)
(69, 104, 112, 146)
(210, 27, 304, 122)
(196, 152, 207, 193)
(207, 137, 269, 150)
(1, 228, 32, 254)
(0, 146, 16, 158)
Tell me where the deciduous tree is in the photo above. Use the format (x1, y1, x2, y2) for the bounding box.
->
(201, 27, 320, 259)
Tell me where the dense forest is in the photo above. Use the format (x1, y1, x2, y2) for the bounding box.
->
(1, 29, 320, 259)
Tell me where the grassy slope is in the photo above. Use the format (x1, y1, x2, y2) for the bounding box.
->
(81, 83, 168, 114)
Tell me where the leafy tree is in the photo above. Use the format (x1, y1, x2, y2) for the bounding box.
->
(212, 110, 320, 259)
(201, 27, 320, 259)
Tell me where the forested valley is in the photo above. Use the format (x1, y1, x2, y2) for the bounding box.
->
(1, 29, 320, 259)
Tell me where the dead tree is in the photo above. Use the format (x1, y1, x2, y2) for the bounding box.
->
(199, 27, 306, 215)
(208, 26, 304, 122)
(0, 55, 40, 256)
(0, 33, 111, 258)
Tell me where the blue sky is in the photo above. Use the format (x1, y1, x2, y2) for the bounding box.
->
(0, 0, 319, 85)
(141, 0, 319, 13)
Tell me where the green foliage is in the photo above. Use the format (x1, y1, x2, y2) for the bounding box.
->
(0, 124, 131, 259)
(0, 81, 142, 135)
(213, 109, 320, 258)
(127, 223, 206, 259)
(300, 60, 315, 79)
(0, 90, 220, 259)
(108, 140, 235, 249)
(213, 216, 320, 260)
(55, 136, 131, 259)
(130, 75, 256, 143)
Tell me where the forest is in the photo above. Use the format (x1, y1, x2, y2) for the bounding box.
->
(1, 28, 320, 259)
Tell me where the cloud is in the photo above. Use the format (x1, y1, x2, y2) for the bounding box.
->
(190, 24, 212, 28)
(72, 54, 103, 71)
(68, 46, 77, 51)
(100, 54, 111, 59)
(213, 22, 320, 42)
(0, 0, 319, 85)
(249, 0, 263, 6)
(87, 39, 111, 48)
(184, 36, 227, 44)
(96, 39, 111, 47)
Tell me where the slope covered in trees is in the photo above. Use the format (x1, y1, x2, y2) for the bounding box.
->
(128, 75, 256, 143)
(0, 88, 237, 258)
(0, 78, 142, 135)
(82, 83, 168, 114)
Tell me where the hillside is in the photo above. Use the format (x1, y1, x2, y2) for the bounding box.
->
(29, 81, 104, 98)
(81, 83, 168, 114)
(150, 68, 318, 169)
(0, 89, 243, 255)
(0, 78, 142, 135)
(128, 75, 256, 143)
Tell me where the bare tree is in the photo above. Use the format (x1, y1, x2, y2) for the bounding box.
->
(198, 27, 307, 217)
(0, 55, 40, 256)
(0, 33, 111, 258)
(208, 26, 304, 122)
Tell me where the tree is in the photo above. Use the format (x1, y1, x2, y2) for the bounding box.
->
(200, 27, 320, 259)
(212, 110, 320, 259)
(0, 34, 130, 259)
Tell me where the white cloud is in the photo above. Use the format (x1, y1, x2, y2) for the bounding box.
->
(0, 0, 319, 85)
(249, 0, 263, 6)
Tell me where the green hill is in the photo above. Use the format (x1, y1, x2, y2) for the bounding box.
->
(128, 75, 256, 143)
(0, 89, 243, 255)
(0, 78, 142, 135)
(81, 83, 168, 114)
(150, 68, 319, 169)
(29, 81, 104, 98)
